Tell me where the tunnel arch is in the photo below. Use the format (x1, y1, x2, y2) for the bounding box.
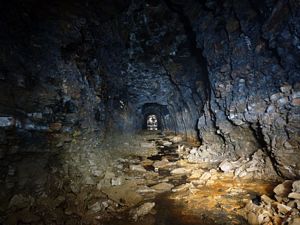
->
(146, 114, 159, 130)
(141, 103, 174, 131)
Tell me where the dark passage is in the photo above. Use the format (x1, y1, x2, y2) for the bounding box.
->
(0, 0, 299, 224)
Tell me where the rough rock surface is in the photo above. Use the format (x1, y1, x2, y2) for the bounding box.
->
(245, 180, 300, 225)
(0, 0, 299, 224)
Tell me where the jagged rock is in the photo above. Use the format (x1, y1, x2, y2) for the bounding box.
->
(130, 164, 147, 172)
(199, 172, 211, 181)
(293, 181, 300, 193)
(247, 212, 259, 225)
(0, 117, 15, 128)
(130, 202, 155, 221)
(49, 122, 62, 131)
(288, 193, 300, 200)
(289, 217, 300, 225)
(136, 186, 156, 194)
(153, 159, 170, 169)
(172, 183, 190, 192)
(111, 177, 123, 186)
(151, 182, 174, 192)
(88, 202, 102, 213)
(140, 142, 155, 148)
(162, 141, 172, 147)
(261, 195, 273, 204)
(277, 203, 292, 215)
(170, 168, 190, 175)
(170, 136, 183, 143)
(274, 180, 293, 197)
(102, 181, 143, 206)
(8, 194, 34, 210)
(280, 85, 292, 93)
(189, 169, 204, 179)
(219, 160, 235, 172)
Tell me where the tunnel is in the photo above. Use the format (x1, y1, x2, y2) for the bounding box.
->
(0, 0, 300, 224)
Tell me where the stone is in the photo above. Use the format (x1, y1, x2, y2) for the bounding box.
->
(170, 136, 183, 143)
(162, 141, 172, 147)
(277, 97, 289, 106)
(292, 180, 300, 193)
(189, 169, 204, 179)
(88, 202, 102, 213)
(280, 85, 292, 93)
(261, 195, 273, 204)
(273, 180, 293, 197)
(130, 202, 155, 221)
(151, 182, 174, 192)
(292, 98, 300, 106)
(153, 159, 170, 169)
(49, 122, 62, 131)
(292, 91, 300, 99)
(289, 217, 300, 225)
(53, 196, 65, 208)
(0, 117, 15, 128)
(111, 177, 123, 186)
(200, 172, 211, 181)
(140, 142, 155, 148)
(270, 93, 282, 102)
(170, 168, 190, 175)
(9, 194, 33, 210)
(136, 186, 156, 193)
(247, 212, 259, 225)
(172, 183, 190, 192)
(102, 182, 143, 206)
(219, 160, 235, 172)
(277, 203, 292, 214)
(84, 176, 95, 185)
(130, 164, 147, 172)
(288, 192, 300, 200)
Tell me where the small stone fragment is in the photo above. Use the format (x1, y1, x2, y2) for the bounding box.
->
(288, 192, 300, 200)
(292, 180, 300, 193)
(130, 202, 155, 221)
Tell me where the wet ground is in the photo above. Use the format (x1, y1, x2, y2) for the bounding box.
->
(104, 132, 277, 225)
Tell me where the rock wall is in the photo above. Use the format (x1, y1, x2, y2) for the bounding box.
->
(173, 0, 300, 178)
(0, 0, 208, 219)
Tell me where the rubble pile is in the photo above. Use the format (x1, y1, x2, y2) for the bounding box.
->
(245, 180, 300, 225)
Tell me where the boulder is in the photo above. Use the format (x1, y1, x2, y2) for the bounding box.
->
(273, 180, 293, 197)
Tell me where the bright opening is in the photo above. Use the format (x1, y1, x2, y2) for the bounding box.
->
(147, 114, 158, 130)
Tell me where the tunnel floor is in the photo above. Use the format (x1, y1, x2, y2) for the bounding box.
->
(97, 132, 277, 225)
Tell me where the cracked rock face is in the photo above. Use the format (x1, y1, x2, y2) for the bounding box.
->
(180, 0, 300, 178)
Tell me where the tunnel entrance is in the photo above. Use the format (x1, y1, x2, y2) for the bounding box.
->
(147, 114, 158, 130)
